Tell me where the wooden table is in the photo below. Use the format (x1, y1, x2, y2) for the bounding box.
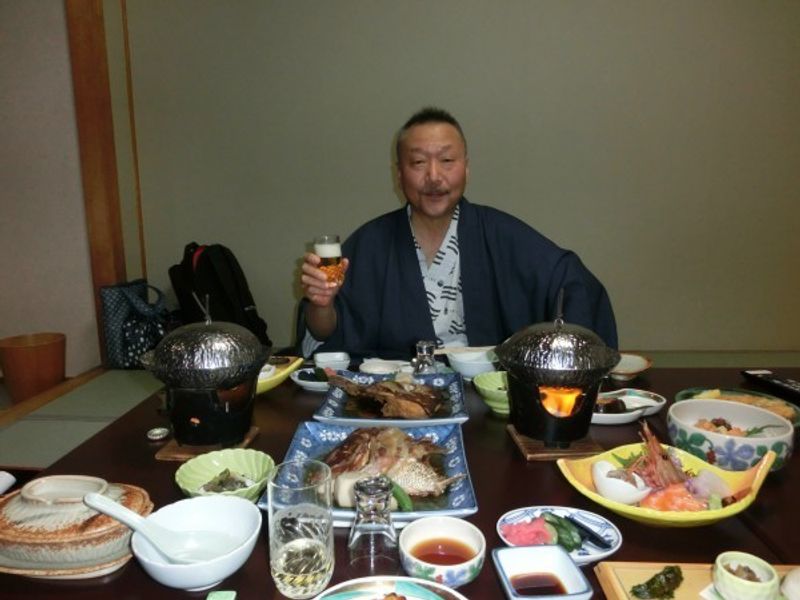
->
(2, 367, 798, 598)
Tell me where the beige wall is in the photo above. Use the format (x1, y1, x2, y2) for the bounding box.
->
(108, 1, 799, 352)
(0, 1, 100, 376)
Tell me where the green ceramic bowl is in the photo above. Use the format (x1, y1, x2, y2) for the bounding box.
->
(713, 551, 780, 600)
(175, 448, 274, 502)
(473, 371, 509, 417)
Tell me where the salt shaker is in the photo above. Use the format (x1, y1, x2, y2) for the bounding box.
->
(348, 475, 399, 574)
(412, 340, 438, 374)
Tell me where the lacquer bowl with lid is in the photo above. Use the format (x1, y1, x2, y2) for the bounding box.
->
(0, 474, 152, 578)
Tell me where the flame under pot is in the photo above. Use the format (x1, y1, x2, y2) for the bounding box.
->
(507, 375, 603, 447)
(496, 319, 619, 448)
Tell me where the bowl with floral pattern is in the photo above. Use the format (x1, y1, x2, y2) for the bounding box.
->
(667, 399, 793, 471)
(398, 516, 485, 589)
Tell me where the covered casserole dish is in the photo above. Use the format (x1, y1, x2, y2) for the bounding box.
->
(0, 475, 152, 578)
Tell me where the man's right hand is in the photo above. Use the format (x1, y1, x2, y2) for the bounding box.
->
(301, 253, 349, 341)
(301, 253, 349, 308)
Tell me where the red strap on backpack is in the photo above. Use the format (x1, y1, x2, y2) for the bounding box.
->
(192, 245, 207, 271)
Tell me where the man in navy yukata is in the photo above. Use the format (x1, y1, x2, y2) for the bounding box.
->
(299, 107, 617, 360)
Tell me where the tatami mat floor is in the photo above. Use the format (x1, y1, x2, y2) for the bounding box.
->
(0, 370, 163, 471)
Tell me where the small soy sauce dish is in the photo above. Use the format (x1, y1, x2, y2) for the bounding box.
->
(492, 545, 592, 599)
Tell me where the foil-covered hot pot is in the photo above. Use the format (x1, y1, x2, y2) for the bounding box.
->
(495, 318, 619, 447)
(141, 321, 270, 446)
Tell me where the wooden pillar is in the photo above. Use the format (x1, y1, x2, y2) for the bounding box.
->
(64, 0, 126, 363)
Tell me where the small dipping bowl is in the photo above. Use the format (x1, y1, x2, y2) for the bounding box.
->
(446, 350, 497, 380)
(713, 551, 779, 600)
(398, 516, 485, 589)
(314, 351, 351, 372)
(131, 496, 261, 591)
(610, 352, 652, 381)
(492, 545, 592, 600)
(473, 371, 510, 417)
(174, 448, 274, 502)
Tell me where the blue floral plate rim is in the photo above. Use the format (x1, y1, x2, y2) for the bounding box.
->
(312, 370, 469, 428)
(312, 575, 468, 600)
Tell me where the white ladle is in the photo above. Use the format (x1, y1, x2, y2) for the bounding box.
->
(84, 493, 240, 564)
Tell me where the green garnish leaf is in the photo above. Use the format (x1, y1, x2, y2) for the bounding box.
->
(630, 565, 684, 599)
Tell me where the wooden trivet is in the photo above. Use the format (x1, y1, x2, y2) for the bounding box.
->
(155, 426, 260, 462)
(507, 425, 602, 461)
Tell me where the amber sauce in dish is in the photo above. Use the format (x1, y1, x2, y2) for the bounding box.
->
(411, 538, 475, 565)
(510, 572, 567, 596)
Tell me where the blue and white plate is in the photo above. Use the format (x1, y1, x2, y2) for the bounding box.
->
(313, 576, 468, 600)
(313, 371, 469, 428)
(258, 421, 478, 528)
(496, 505, 622, 565)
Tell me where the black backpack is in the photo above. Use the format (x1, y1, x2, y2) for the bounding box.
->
(168, 242, 272, 347)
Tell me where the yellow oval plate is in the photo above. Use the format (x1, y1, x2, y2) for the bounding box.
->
(256, 356, 303, 394)
(556, 444, 775, 527)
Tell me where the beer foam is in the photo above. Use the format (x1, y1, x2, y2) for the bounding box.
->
(314, 242, 341, 258)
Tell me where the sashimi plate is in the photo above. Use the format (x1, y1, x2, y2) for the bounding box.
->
(258, 421, 477, 527)
(313, 371, 468, 427)
(496, 505, 622, 565)
(313, 575, 468, 600)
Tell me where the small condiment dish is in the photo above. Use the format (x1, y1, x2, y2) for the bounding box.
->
(398, 516, 485, 589)
(492, 545, 592, 600)
(289, 367, 330, 393)
(446, 349, 497, 380)
(713, 551, 779, 600)
(359, 358, 412, 375)
(131, 496, 261, 591)
(610, 352, 652, 381)
(314, 351, 351, 371)
(473, 371, 509, 417)
(175, 448, 274, 502)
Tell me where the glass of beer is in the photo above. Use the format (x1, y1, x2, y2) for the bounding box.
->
(314, 234, 344, 285)
(268, 459, 334, 599)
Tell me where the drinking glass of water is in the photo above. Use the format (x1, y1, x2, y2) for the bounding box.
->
(268, 459, 334, 599)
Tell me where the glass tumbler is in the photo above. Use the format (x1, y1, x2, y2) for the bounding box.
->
(314, 234, 344, 284)
(348, 475, 399, 575)
(412, 340, 438, 374)
(268, 459, 334, 599)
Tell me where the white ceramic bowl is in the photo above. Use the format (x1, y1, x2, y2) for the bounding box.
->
(359, 358, 412, 375)
(174, 448, 274, 502)
(667, 399, 794, 471)
(398, 516, 485, 589)
(610, 352, 652, 381)
(314, 351, 351, 371)
(446, 350, 496, 380)
(713, 551, 779, 600)
(492, 545, 592, 600)
(131, 496, 261, 591)
(0, 475, 152, 578)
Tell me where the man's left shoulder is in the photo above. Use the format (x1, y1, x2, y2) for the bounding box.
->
(462, 200, 557, 247)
